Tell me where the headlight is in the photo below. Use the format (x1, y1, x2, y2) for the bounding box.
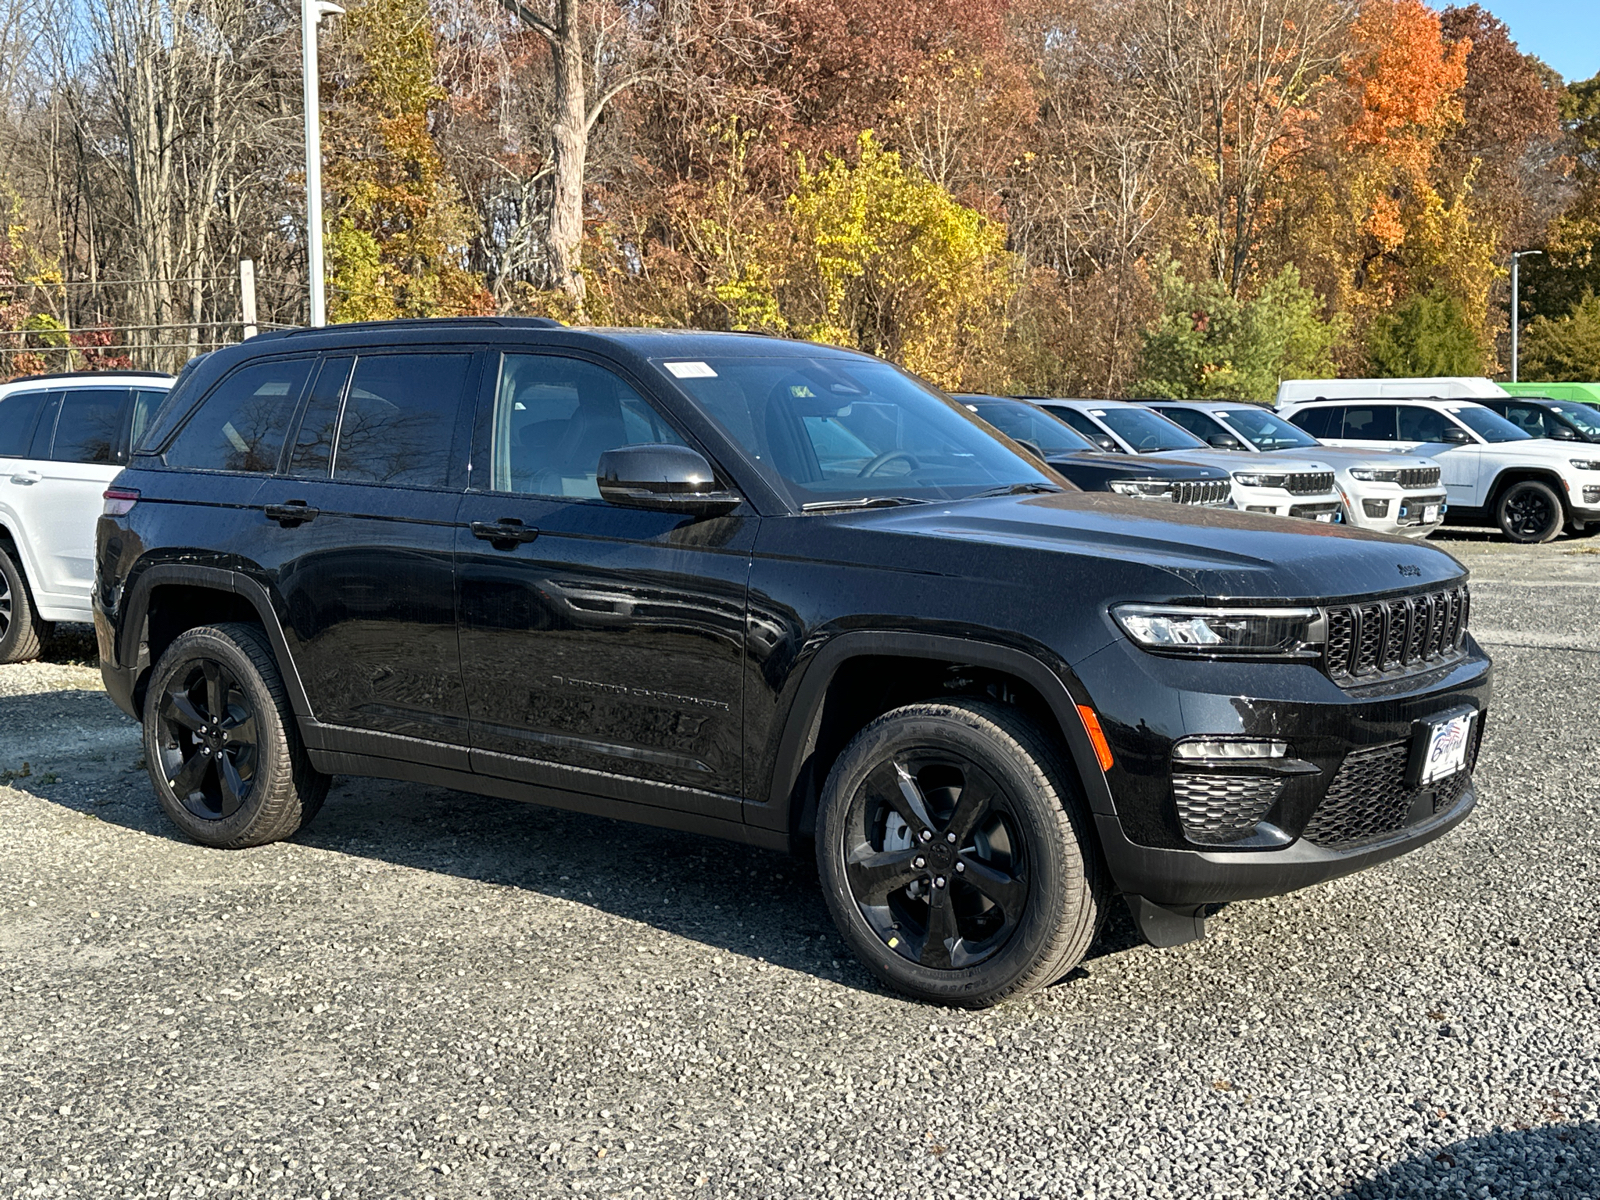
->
(1113, 603, 1326, 657)
(1349, 467, 1400, 482)
(1108, 478, 1178, 500)
(1569, 459, 1600, 471)
(1231, 472, 1288, 489)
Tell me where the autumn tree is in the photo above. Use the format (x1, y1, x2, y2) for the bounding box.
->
(1522, 73, 1600, 331)
(324, 0, 492, 321)
(1520, 292, 1600, 381)
(1136, 262, 1344, 401)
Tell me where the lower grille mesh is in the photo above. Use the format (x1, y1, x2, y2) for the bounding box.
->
(1301, 723, 1482, 850)
(1173, 774, 1286, 844)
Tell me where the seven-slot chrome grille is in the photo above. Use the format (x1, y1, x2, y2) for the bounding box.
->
(1398, 466, 1441, 489)
(1286, 471, 1336, 495)
(1322, 585, 1469, 682)
(1173, 479, 1232, 506)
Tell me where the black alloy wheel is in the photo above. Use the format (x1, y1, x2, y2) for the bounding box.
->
(143, 623, 328, 848)
(0, 566, 10, 644)
(1496, 480, 1563, 544)
(817, 700, 1106, 1007)
(154, 659, 260, 820)
(843, 753, 1028, 970)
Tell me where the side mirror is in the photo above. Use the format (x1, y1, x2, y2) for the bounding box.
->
(597, 444, 743, 518)
(1208, 433, 1243, 449)
(1095, 436, 1120, 452)
(1551, 425, 1577, 440)
(1440, 426, 1473, 445)
(1016, 438, 1046, 461)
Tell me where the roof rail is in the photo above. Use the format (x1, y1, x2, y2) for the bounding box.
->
(1, 369, 175, 383)
(281, 316, 564, 337)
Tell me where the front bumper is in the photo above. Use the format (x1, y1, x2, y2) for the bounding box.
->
(1341, 483, 1448, 538)
(1075, 635, 1492, 908)
(1233, 485, 1344, 522)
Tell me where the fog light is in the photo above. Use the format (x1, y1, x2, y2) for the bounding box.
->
(1362, 498, 1390, 518)
(1585, 486, 1600, 504)
(1246, 505, 1275, 513)
(1172, 738, 1288, 760)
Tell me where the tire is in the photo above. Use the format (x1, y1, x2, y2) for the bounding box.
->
(142, 622, 329, 848)
(1495, 480, 1564, 544)
(0, 546, 49, 664)
(816, 700, 1107, 1008)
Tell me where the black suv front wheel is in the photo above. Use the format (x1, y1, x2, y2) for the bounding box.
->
(817, 700, 1106, 1007)
(143, 623, 329, 848)
(1496, 479, 1564, 544)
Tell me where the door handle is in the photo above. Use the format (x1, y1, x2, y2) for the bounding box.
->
(471, 519, 539, 548)
(9, 469, 41, 485)
(264, 501, 319, 527)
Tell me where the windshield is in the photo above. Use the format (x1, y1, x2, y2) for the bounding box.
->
(1096, 407, 1208, 453)
(1217, 407, 1321, 451)
(966, 398, 1096, 455)
(656, 355, 1057, 507)
(1551, 402, 1600, 436)
(1450, 405, 1531, 443)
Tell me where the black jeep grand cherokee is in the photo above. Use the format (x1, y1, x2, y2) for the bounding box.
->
(96, 318, 1490, 1007)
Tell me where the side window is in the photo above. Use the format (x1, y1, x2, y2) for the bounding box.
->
(51, 388, 131, 465)
(1501, 404, 1547, 437)
(164, 358, 314, 473)
(1158, 408, 1212, 438)
(333, 353, 470, 487)
(1397, 406, 1452, 442)
(1289, 405, 1339, 439)
(1340, 405, 1397, 441)
(1053, 407, 1118, 448)
(0, 390, 47, 458)
(130, 389, 168, 454)
(288, 357, 353, 479)
(492, 354, 684, 497)
(28, 391, 62, 459)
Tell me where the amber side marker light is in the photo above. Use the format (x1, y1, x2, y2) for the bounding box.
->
(1076, 704, 1115, 771)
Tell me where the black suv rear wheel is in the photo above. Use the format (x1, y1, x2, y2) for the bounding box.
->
(1496, 479, 1564, 544)
(817, 700, 1106, 1007)
(0, 546, 50, 664)
(143, 622, 329, 848)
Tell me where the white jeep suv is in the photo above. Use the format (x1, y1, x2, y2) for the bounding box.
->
(1278, 397, 1600, 544)
(1032, 398, 1345, 521)
(1145, 400, 1447, 538)
(0, 371, 173, 661)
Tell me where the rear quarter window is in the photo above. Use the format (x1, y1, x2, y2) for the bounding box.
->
(164, 358, 314, 473)
(0, 390, 48, 458)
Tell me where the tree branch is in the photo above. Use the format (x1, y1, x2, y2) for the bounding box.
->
(496, 0, 557, 45)
(585, 72, 661, 134)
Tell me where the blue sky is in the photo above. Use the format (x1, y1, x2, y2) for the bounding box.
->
(1478, 1, 1599, 83)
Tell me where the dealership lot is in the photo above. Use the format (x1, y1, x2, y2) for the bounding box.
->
(1, 536, 1596, 1200)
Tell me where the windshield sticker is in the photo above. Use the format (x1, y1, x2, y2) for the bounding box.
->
(1089, 409, 1107, 416)
(665, 361, 717, 379)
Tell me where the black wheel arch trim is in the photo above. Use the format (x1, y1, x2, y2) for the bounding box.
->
(112, 562, 313, 720)
(1487, 469, 1569, 520)
(748, 630, 1118, 841)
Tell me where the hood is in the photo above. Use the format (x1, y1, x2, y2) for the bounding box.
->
(1143, 447, 1336, 474)
(858, 490, 1466, 602)
(1272, 446, 1440, 469)
(1043, 451, 1230, 481)
(1458, 438, 1594, 465)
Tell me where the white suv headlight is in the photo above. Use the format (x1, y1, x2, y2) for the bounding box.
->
(1569, 459, 1600, 471)
(1112, 604, 1326, 657)
(1349, 467, 1400, 482)
(1231, 472, 1288, 489)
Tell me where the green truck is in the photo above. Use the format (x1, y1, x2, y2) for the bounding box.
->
(1501, 381, 1600, 406)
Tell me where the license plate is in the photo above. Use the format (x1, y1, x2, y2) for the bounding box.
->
(1423, 504, 1440, 523)
(1412, 711, 1475, 786)
(1316, 511, 1338, 523)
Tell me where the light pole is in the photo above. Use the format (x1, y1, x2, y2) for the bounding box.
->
(302, 0, 345, 328)
(1510, 249, 1543, 383)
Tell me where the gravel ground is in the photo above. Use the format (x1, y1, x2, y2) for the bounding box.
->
(1, 537, 1597, 1200)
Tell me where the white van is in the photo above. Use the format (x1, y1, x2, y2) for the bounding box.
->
(1276, 377, 1510, 406)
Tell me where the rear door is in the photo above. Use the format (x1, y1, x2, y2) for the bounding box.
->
(250, 350, 478, 753)
(22, 386, 132, 604)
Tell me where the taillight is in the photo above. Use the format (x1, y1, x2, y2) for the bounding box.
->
(103, 487, 140, 516)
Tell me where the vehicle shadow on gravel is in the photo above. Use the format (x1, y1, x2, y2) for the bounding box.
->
(19, 744, 1153, 996)
(1337, 1120, 1598, 1198)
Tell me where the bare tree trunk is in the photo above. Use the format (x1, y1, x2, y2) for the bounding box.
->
(547, 0, 587, 307)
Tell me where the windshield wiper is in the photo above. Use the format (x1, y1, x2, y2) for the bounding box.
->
(801, 496, 932, 513)
(965, 482, 1065, 499)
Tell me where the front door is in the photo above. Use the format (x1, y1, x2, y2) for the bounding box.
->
(251, 350, 478, 750)
(455, 351, 755, 817)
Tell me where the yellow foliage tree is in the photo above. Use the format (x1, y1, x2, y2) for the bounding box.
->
(323, 0, 492, 323)
(783, 132, 1016, 390)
